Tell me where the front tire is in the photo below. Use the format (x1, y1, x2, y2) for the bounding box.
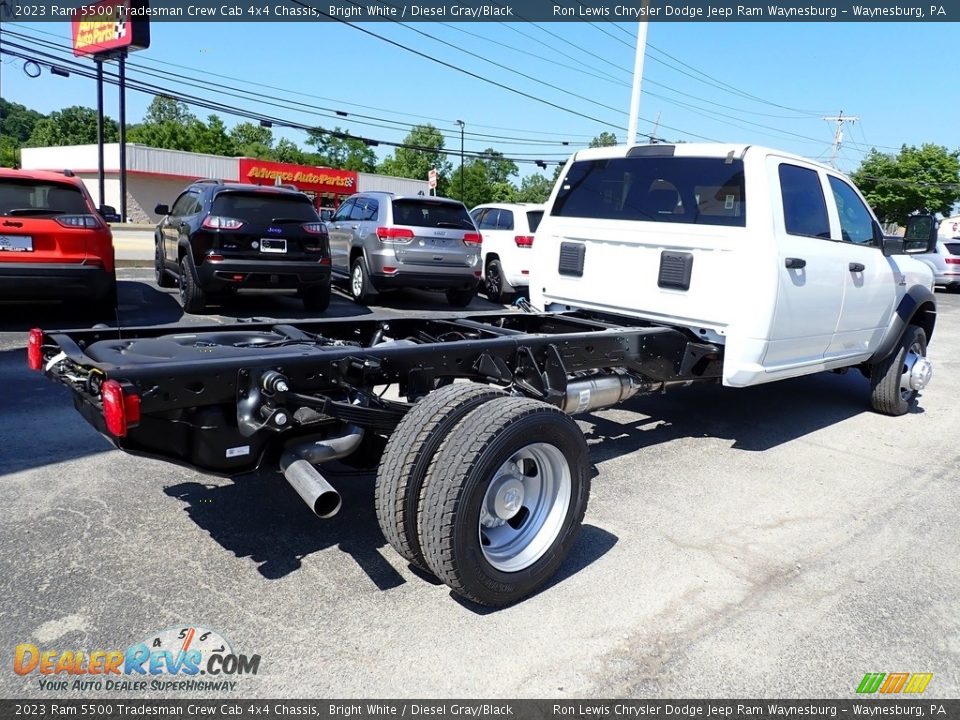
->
(376, 383, 507, 571)
(155, 240, 175, 288)
(869, 325, 931, 416)
(178, 255, 207, 314)
(418, 397, 590, 607)
(484, 258, 514, 304)
(350, 257, 376, 305)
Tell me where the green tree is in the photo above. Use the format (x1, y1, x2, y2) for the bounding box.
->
(189, 115, 236, 156)
(589, 131, 618, 148)
(25, 106, 119, 147)
(306, 127, 377, 171)
(516, 173, 555, 203)
(230, 122, 274, 158)
(273, 138, 306, 164)
(0, 98, 44, 144)
(379, 124, 449, 187)
(852, 144, 960, 223)
(0, 136, 19, 168)
(143, 95, 195, 126)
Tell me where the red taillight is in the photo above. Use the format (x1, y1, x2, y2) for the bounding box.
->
(463, 232, 482, 246)
(319, 257, 331, 266)
(302, 222, 327, 235)
(377, 227, 415, 243)
(382, 266, 398, 274)
(27, 328, 43, 371)
(945, 258, 960, 264)
(101, 379, 141, 437)
(514, 235, 534, 248)
(201, 216, 244, 230)
(207, 254, 224, 262)
(55, 214, 103, 229)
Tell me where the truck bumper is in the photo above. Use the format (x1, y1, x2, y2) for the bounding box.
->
(196, 258, 331, 292)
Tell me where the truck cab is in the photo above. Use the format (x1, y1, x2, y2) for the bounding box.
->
(530, 144, 936, 388)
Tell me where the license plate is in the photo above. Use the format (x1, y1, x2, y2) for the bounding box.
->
(0, 235, 33, 252)
(429, 237, 450, 247)
(260, 238, 287, 254)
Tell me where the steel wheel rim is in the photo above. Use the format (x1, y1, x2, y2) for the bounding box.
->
(351, 264, 363, 298)
(478, 442, 571, 573)
(900, 340, 930, 400)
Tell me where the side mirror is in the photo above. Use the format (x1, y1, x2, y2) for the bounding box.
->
(902, 215, 937, 254)
(99, 205, 121, 223)
(880, 235, 905, 257)
(154, 203, 170, 216)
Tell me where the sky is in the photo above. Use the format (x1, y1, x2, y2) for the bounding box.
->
(0, 19, 957, 180)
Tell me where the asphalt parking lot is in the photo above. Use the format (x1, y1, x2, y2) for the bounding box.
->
(1, 272, 958, 699)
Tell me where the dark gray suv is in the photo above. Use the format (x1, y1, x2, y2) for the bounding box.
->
(327, 192, 482, 306)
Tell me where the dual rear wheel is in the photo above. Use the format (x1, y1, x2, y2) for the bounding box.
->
(375, 383, 590, 607)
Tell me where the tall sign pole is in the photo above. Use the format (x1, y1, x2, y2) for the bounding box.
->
(118, 50, 127, 222)
(626, 14, 649, 146)
(95, 58, 105, 208)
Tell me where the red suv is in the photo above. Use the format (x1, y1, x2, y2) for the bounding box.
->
(0, 168, 117, 315)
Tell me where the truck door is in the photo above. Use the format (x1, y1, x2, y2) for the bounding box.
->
(763, 161, 846, 369)
(823, 175, 895, 361)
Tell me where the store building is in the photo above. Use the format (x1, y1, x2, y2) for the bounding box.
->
(20, 144, 430, 224)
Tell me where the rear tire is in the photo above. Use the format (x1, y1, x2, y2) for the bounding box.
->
(484, 258, 514, 304)
(418, 397, 590, 607)
(350, 257, 376, 305)
(870, 325, 929, 416)
(375, 382, 507, 570)
(155, 241, 175, 288)
(301, 282, 331, 313)
(446, 288, 475, 308)
(178, 255, 207, 314)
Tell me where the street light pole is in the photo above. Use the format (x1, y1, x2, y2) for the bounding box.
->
(455, 119, 465, 200)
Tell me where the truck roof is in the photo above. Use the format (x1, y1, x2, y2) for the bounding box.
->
(570, 143, 833, 173)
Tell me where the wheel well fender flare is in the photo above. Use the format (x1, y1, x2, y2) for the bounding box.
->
(869, 285, 936, 363)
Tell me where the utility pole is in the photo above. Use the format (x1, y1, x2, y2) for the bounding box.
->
(626, 15, 649, 146)
(454, 119, 465, 201)
(823, 111, 858, 169)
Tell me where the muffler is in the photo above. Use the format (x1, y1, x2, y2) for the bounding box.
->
(280, 425, 364, 518)
(562, 374, 655, 414)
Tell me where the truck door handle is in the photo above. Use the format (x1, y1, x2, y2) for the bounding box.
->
(785, 257, 806, 269)
(849, 262, 865, 272)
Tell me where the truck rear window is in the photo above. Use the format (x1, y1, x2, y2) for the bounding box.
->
(0, 179, 88, 216)
(392, 199, 474, 229)
(212, 192, 317, 223)
(552, 156, 746, 227)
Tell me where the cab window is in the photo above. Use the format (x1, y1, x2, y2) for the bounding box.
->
(828, 176, 875, 245)
(778, 164, 830, 239)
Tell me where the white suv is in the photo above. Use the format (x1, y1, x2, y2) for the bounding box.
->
(470, 203, 544, 302)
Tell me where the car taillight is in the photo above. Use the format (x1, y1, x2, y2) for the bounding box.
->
(463, 233, 482, 246)
(201, 216, 244, 230)
(101, 379, 141, 437)
(945, 258, 960, 264)
(377, 227, 415, 243)
(302, 222, 327, 235)
(27, 328, 43, 370)
(55, 215, 103, 229)
(514, 235, 534, 247)
(319, 257, 331, 265)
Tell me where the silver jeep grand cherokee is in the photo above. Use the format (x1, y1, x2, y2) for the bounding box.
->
(326, 192, 482, 307)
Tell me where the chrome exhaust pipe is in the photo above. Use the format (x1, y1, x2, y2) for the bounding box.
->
(280, 425, 364, 519)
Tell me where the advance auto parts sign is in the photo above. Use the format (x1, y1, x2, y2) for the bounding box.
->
(72, 0, 151, 57)
(239, 159, 358, 195)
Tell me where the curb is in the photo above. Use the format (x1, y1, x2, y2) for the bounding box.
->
(116, 260, 154, 268)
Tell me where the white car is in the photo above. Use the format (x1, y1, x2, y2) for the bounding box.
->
(470, 203, 545, 303)
(914, 237, 960, 290)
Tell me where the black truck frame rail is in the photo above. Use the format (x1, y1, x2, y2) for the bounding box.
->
(36, 310, 722, 475)
(33, 308, 728, 606)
